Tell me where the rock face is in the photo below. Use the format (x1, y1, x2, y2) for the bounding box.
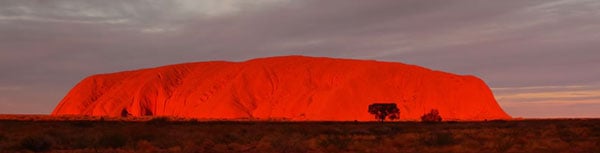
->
(52, 56, 510, 121)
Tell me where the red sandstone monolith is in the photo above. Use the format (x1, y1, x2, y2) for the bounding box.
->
(52, 56, 510, 121)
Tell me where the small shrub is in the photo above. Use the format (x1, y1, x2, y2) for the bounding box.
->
(494, 134, 516, 152)
(318, 135, 351, 150)
(136, 140, 158, 152)
(592, 125, 600, 137)
(70, 136, 96, 149)
(42, 128, 93, 150)
(153, 135, 182, 149)
(348, 129, 370, 135)
(130, 127, 163, 142)
(70, 121, 94, 128)
(368, 126, 394, 135)
(213, 133, 239, 145)
(490, 119, 508, 123)
(558, 128, 583, 143)
(321, 127, 344, 135)
(147, 117, 171, 125)
(0, 133, 6, 142)
(186, 119, 199, 125)
(421, 131, 454, 146)
(271, 134, 307, 153)
(97, 132, 129, 148)
(236, 129, 263, 144)
(421, 109, 442, 123)
(20, 135, 53, 152)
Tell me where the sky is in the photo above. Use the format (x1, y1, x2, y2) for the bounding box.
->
(1, 0, 599, 118)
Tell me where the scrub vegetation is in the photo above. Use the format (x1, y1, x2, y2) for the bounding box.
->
(0, 117, 598, 153)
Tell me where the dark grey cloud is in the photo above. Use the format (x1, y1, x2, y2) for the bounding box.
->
(1, 0, 599, 117)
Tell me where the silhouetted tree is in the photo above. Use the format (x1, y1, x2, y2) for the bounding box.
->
(421, 109, 442, 122)
(368, 103, 400, 122)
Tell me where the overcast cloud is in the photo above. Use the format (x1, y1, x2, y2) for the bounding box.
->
(1, 0, 599, 117)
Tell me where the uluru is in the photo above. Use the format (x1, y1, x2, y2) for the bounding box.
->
(52, 56, 510, 121)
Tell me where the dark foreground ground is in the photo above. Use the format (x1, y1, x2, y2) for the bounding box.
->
(0, 118, 598, 153)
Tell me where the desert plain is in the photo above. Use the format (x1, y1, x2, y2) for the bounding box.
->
(0, 115, 598, 153)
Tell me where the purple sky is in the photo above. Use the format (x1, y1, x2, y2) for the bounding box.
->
(1, 0, 599, 118)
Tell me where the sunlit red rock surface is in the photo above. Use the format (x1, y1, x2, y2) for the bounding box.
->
(52, 56, 510, 121)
